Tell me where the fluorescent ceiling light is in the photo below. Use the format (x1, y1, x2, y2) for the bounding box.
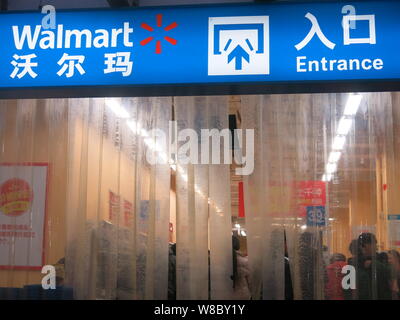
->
(127, 120, 138, 133)
(332, 135, 346, 151)
(181, 174, 188, 183)
(344, 94, 362, 116)
(144, 137, 163, 153)
(337, 117, 353, 135)
(140, 129, 149, 137)
(301, 225, 307, 230)
(328, 151, 342, 163)
(158, 152, 168, 163)
(322, 174, 333, 182)
(106, 99, 130, 119)
(143, 137, 154, 149)
(326, 162, 337, 174)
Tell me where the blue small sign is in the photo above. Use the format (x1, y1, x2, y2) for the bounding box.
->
(306, 206, 326, 227)
(0, 1, 399, 89)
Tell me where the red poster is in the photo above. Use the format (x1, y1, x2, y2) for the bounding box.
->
(238, 181, 245, 218)
(296, 181, 326, 217)
(0, 163, 49, 270)
(109, 191, 120, 222)
(123, 200, 133, 228)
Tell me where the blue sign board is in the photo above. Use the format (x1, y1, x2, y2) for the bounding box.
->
(0, 1, 399, 89)
(306, 206, 326, 227)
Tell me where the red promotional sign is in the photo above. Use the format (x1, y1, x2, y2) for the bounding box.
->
(109, 191, 120, 222)
(0, 178, 33, 217)
(0, 163, 48, 270)
(296, 181, 326, 217)
(238, 181, 245, 218)
(123, 200, 133, 228)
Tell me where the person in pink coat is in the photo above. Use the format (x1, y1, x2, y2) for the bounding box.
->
(325, 253, 347, 300)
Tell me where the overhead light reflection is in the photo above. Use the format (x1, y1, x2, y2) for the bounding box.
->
(326, 162, 338, 174)
(321, 93, 363, 182)
(113, 98, 224, 218)
(106, 98, 130, 119)
(343, 94, 363, 116)
(328, 151, 342, 163)
(337, 117, 353, 135)
(332, 135, 346, 151)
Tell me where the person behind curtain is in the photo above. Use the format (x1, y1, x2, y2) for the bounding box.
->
(347, 239, 359, 266)
(344, 233, 393, 300)
(168, 243, 176, 300)
(299, 232, 314, 300)
(388, 250, 400, 299)
(284, 233, 294, 300)
(258, 230, 293, 300)
(298, 231, 326, 300)
(231, 235, 251, 300)
(55, 257, 66, 287)
(325, 253, 347, 300)
(322, 246, 330, 267)
(378, 252, 389, 265)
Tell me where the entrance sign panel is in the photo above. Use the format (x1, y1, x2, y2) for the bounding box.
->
(0, 1, 399, 89)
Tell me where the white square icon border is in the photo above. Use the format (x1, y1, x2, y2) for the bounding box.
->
(208, 15, 270, 76)
(343, 14, 376, 45)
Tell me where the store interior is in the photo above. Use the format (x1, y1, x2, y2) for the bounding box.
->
(0, 92, 399, 299)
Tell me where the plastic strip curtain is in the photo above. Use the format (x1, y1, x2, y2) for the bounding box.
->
(241, 93, 399, 300)
(0, 99, 68, 298)
(241, 95, 288, 300)
(174, 97, 209, 300)
(208, 97, 234, 300)
(391, 93, 400, 251)
(134, 97, 171, 300)
(0, 93, 399, 300)
(174, 96, 233, 300)
(343, 92, 396, 300)
(64, 97, 171, 300)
